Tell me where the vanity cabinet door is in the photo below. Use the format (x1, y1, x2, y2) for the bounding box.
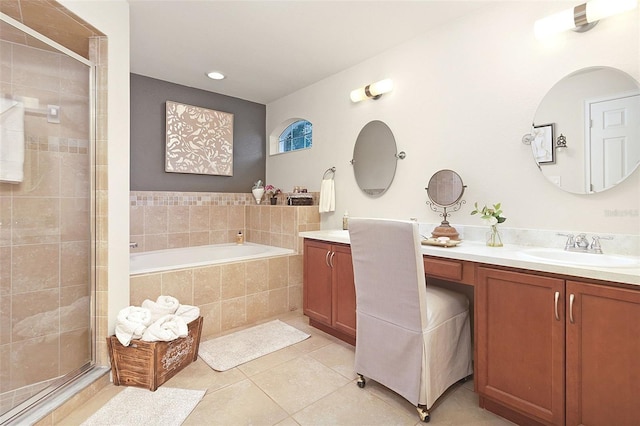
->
(303, 240, 332, 326)
(331, 244, 356, 338)
(565, 281, 640, 426)
(477, 267, 565, 426)
(303, 240, 356, 344)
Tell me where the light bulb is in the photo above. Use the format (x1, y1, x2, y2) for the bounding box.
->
(349, 78, 393, 102)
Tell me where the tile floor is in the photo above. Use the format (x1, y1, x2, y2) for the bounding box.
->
(58, 312, 513, 425)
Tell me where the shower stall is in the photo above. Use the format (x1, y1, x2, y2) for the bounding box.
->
(0, 11, 98, 422)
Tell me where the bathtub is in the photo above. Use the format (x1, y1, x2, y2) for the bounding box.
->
(130, 242, 295, 275)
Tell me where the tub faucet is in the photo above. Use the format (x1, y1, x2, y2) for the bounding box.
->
(129, 242, 138, 249)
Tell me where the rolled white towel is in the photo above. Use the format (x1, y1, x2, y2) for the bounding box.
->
(142, 295, 180, 321)
(115, 306, 152, 346)
(141, 314, 188, 342)
(175, 304, 200, 324)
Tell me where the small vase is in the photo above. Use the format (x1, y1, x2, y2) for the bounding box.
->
(252, 187, 265, 204)
(486, 225, 503, 247)
(270, 197, 277, 205)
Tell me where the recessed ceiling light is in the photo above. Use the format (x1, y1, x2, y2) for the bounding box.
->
(206, 71, 225, 80)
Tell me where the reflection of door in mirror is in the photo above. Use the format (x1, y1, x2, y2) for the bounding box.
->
(532, 67, 640, 194)
(588, 95, 640, 192)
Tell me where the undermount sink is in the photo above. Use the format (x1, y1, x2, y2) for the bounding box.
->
(519, 248, 640, 268)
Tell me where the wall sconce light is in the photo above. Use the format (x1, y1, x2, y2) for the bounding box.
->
(350, 78, 393, 102)
(534, 0, 637, 39)
(556, 134, 568, 149)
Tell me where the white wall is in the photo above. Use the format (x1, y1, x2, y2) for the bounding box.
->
(266, 2, 640, 237)
(58, 0, 130, 333)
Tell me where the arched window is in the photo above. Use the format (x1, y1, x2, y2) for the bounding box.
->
(277, 120, 312, 153)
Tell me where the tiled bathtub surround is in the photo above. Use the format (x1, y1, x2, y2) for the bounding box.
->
(130, 191, 321, 254)
(130, 253, 303, 338)
(128, 191, 321, 342)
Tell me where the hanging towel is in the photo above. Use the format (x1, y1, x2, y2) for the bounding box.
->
(319, 178, 335, 213)
(0, 98, 25, 184)
(115, 306, 153, 346)
(142, 295, 180, 321)
(141, 314, 188, 342)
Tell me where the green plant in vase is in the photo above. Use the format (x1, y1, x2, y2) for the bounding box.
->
(471, 202, 506, 247)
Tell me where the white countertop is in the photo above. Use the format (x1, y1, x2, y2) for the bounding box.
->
(299, 230, 640, 286)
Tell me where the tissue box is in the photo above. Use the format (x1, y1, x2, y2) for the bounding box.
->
(106, 316, 203, 391)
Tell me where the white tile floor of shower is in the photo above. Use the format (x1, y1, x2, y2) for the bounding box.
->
(57, 311, 514, 426)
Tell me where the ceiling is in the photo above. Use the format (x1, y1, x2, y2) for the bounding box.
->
(128, 1, 490, 104)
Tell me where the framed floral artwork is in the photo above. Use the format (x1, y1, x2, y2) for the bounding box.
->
(165, 101, 234, 176)
(531, 123, 555, 165)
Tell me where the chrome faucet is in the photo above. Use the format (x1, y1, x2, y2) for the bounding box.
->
(129, 242, 138, 249)
(558, 233, 613, 254)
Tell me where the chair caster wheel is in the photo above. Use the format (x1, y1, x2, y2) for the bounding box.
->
(417, 406, 430, 422)
(356, 374, 366, 388)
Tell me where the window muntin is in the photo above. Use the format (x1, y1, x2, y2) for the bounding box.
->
(278, 120, 312, 153)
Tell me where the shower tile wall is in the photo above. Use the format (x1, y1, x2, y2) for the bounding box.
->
(0, 40, 91, 406)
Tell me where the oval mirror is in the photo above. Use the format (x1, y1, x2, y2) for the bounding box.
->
(530, 66, 640, 194)
(352, 120, 398, 196)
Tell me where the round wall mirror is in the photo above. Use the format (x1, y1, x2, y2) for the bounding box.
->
(352, 120, 399, 196)
(530, 66, 640, 194)
(425, 169, 466, 240)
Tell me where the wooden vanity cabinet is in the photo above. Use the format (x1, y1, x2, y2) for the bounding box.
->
(303, 239, 356, 345)
(477, 267, 565, 425)
(478, 267, 640, 426)
(565, 281, 640, 426)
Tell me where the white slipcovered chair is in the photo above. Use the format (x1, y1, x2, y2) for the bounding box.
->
(348, 218, 472, 422)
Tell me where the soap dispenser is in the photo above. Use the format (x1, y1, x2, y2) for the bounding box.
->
(342, 210, 349, 230)
(236, 231, 244, 245)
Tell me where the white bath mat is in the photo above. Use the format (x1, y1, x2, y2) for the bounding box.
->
(199, 319, 310, 371)
(81, 386, 205, 426)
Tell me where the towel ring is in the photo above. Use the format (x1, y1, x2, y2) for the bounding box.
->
(323, 167, 336, 180)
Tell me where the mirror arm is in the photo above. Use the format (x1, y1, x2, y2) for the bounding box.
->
(396, 151, 406, 159)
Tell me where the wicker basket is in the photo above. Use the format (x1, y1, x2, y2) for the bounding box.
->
(106, 316, 203, 391)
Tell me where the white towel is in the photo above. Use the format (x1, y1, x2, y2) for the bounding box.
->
(0, 98, 25, 184)
(142, 295, 180, 321)
(141, 314, 188, 342)
(319, 178, 335, 213)
(175, 304, 200, 324)
(115, 306, 153, 346)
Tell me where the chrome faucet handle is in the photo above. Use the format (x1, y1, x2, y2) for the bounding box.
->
(557, 233, 574, 250)
(589, 235, 613, 254)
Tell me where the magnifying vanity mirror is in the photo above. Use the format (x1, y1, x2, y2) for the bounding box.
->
(526, 66, 640, 194)
(425, 169, 466, 240)
(352, 120, 404, 196)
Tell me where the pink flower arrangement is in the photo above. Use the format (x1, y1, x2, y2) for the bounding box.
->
(265, 185, 281, 197)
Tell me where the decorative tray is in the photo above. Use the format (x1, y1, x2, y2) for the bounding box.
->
(421, 238, 462, 248)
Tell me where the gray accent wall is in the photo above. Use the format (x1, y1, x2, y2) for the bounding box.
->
(130, 73, 266, 191)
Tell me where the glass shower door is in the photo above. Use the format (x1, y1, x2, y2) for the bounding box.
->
(0, 16, 95, 417)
